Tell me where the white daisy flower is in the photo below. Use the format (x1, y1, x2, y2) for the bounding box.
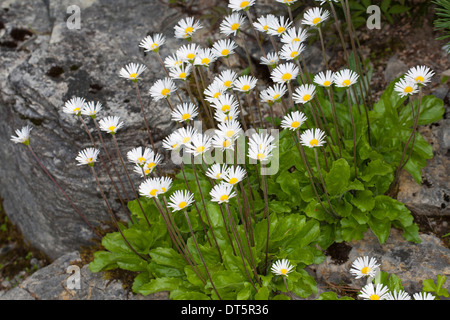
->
(413, 292, 436, 300)
(253, 14, 278, 33)
(210, 182, 236, 204)
(162, 132, 182, 152)
(228, 0, 255, 11)
(216, 119, 243, 140)
(215, 70, 239, 90)
(233, 75, 258, 93)
(314, 0, 339, 5)
(214, 105, 240, 123)
(211, 93, 239, 113)
(405, 65, 434, 86)
(81, 101, 102, 118)
(169, 63, 192, 81)
(204, 81, 227, 103)
(171, 102, 199, 123)
(267, 16, 292, 37)
(164, 53, 184, 69)
(314, 70, 334, 88)
(212, 134, 235, 151)
(260, 83, 288, 105)
(63, 97, 85, 115)
(206, 163, 229, 181)
(358, 283, 389, 300)
(173, 126, 198, 145)
(168, 190, 195, 211)
(281, 27, 309, 44)
(271, 259, 295, 277)
(185, 133, 212, 157)
(76, 147, 100, 166)
(271, 62, 299, 84)
(302, 7, 330, 28)
(248, 132, 276, 162)
(260, 52, 280, 68)
(194, 47, 217, 68)
(119, 63, 147, 81)
(281, 111, 308, 131)
(333, 68, 359, 88)
(139, 33, 166, 53)
(293, 84, 316, 104)
(276, 0, 299, 5)
(149, 77, 177, 101)
(174, 17, 203, 40)
(394, 78, 419, 97)
(11, 125, 32, 145)
(134, 153, 163, 177)
(279, 41, 306, 61)
(385, 290, 411, 300)
(127, 146, 154, 166)
(159, 176, 173, 194)
(299, 128, 326, 148)
(223, 165, 246, 185)
(212, 39, 238, 59)
(220, 13, 246, 36)
(349, 256, 380, 279)
(98, 116, 124, 134)
(176, 43, 199, 62)
(139, 178, 161, 198)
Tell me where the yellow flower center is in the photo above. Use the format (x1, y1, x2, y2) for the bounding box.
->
(361, 266, 371, 275)
(172, 143, 178, 149)
(161, 187, 166, 193)
(302, 94, 311, 102)
(151, 43, 158, 49)
(223, 140, 231, 148)
(226, 130, 235, 138)
(213, 92, 221, 99)
(87, 157, 93, 163)
(290, 51, 298, 58)
(242, 84, 250, 91)
(182, 113, 191, 120)
(291, 121, 300, 128)
(185, 26, 194, 34)
(220, 194, 229, 202)
(224, 80, 232, 88)
(179, 72, 187, 79)
(310, 138, 319, 146)
(240, 1, 249, 8)
(161, 88, 170, 96)
(323, 80, 331, 87)
(370, 294, 380, 300)
(182, 137, 191, 143)
(147, 162, 156, 169)
(196, 146, 205, 153)
(280, 268, 287, 275)
(229, 177, 238, 185)
(263, 25, 268, 31)
(343, 79, 351, 86)
(150, 189, 158, 196)
(257, 153, 266, 160)
(202, 57, 210, 65)
(231, 23, 240, 31)
(178, 201, 187, 209)
(277, 26, 285, 34)
(282, 73, 292, 82)
(221, 49, 230, 56)
(404, 86, 413, 93)
(222, 104, 230, 112)
(187, 53, 195, 60)
(216, 173, 222, 179)
(137, 157, 146, 164)
(145, 169, 150, 175)
(293, 37, 300, 42)
(108, 126, 116, 132)
(313, 17, 321, 25)
(73, 107, 81, 113)
(415, 76, 424, 82)
(224, 115, 232, 121)
(129, 73, 138, 79)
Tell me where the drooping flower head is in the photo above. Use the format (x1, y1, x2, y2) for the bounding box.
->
(76, 147, 100, 167)
(174, 17, 203, 40)
(260, 52, 280, 68)
(206, 163, 230, 181)
(81, 101, 102, 119)
(11, 125, 32, 145)
(139, 33, 166, 53)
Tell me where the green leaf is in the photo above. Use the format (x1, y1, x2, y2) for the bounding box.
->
(136, 277, 183, 296)
(325, 158, 351, 196)
(351, 190, 375, 212)
(170, 289, 211, 300)
(399, 95, 445, 126)
(254, 286, 270, 300)
(89, 251, 119, 273)
(423, 275, 449, 298)
(317, 291, 354, 300)
(368, 216, 391, 244)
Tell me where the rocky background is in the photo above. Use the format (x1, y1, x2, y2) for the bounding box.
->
(0, 0, 448, 299)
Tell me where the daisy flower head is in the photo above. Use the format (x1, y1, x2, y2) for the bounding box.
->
(168, 190, 195, 212)
(98, 116, 124, 135)
(216, 119, 243, 140)
(302, 7, 330, 28)
(260, 52, 280, 68)
(149, 77, 177, 101)
(248, 132, 276, 162)
(185, 133, 212, 157)
(174, 16, 203, 40)
(228, 0, 255, 12)
(63, 97, 85, 116)
(194, 47, 217, 68)
(159, 176, 173, 194)
(177, 43, 199, 63)
(413, 292, 435, 300)
(358, 283, 389, 300)
(394, 77, 419, 97)
(260, 83, 287, 105)
(164, 53, 184, 69)
(216, 70, 238, 90)
(127, 146, 154, 166)
(139, 33, 166, 53)
(220, 13, 246, 36)
(173, 126, 198, 145)
(281, 27, 309, 44)
(211, 93, 239, 113)
(134, 153, 163, 177)
(293, 84, 316, 104)
(76, 147, 100, 167)
(276, 0, 299, 5)
(206, 163, 229, 181)
(171, 102, 198, 123)
(233, 75, 258, 93)
(212, 134, 235, 151)
(253, 14, 278, 34)
(314, 0, 339, 5)
(204, 81, 227, 103)
(212, 39, 238, 59)
(405, 65, 434, 86)
(210, 182, 236, 204)
(119, 63, 146, 82)
(223, 165, 246, 186)
(300, 128, 326, 148)
(162, 132, 182, 152)
(139, 178, 161, 199)
(214, 105, 240, 123)
(279, 41, 306, 61)
(11, 125, 32, 145)
(271, 259, 295, 277)
(169, 63, 192, 81)
(333, 68, 359, 88)
(271, 62, 299, 84)
(267, 16, 292, 37)
(314, 70, 334, 88)
(281, 111, 307, 131)
(349, 256, 380, 279)
(385, 290, 411, 300)
(81, 101, 102, 118)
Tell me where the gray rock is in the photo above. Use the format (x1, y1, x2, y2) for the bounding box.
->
(384, 54, 407, 84)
